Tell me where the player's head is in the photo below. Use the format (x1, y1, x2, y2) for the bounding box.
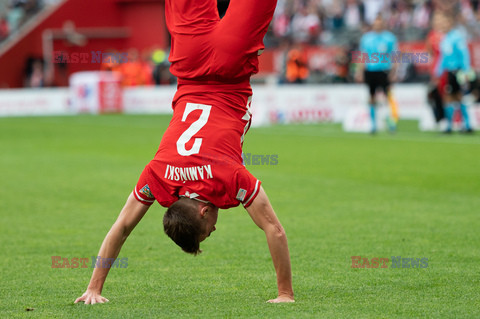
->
(163, 198, 218, 255)
(372, 14, 385, 32)
(432, 11, 444, 32)
(437, 12, 455, 33)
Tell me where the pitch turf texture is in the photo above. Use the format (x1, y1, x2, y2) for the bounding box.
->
(0, 115, 479, 318)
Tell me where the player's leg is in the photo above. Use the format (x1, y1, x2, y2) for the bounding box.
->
(453, 72, 473, 132)
(383, 71, 397, 132)
(365, 70, 378, 133)
(214, 0, 277, 55)
(164, 0, 220, 74)
(387, 92, 399, 121)
(443, 72, 458, 133)
(457, 93, 473, 132)
(444, 97, 455, 133)
(165, 0, 219, 33)
(455, 71, 475, 132)
(428, 85, 445, 122)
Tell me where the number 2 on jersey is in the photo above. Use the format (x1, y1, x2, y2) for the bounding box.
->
(176, 103, 212, 156)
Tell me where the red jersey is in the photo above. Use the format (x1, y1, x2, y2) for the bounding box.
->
(426, 30, 444, 78)
(134, 0, 277, 209)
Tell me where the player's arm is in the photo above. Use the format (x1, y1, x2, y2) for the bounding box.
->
(355, 36, 366, 83)
(459, 34, 471, 72)
(74, 193, 150, 304)
(389, 35, 399, 82)
(389, 59, 398, 83)
(436, 45, 445, 78)
(245, 186, 294, 303)
(355, 61, 365, 83)
(425, 35, 433, 56)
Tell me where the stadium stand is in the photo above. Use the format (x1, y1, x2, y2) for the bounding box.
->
(1, 0, 43, 41)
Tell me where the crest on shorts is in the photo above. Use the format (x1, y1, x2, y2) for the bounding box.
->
(236, 188, 247, 201)
(139, 184, 153, 198)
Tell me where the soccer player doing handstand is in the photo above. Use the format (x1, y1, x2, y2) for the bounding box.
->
(75, 0, 294, 305)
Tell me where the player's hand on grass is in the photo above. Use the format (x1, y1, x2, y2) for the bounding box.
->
(74, 290, 109, 305)
(267, 295, 295, 303)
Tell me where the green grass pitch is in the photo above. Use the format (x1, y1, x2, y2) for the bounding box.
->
(0, 115, 479, 318)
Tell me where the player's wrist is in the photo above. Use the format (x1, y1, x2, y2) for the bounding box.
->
(86, 284, 103, 294)
(276, 293, 295, 301)
(277, 288, 294, 299)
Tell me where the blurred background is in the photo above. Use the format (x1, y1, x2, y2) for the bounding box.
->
(0, 0, 480, 131)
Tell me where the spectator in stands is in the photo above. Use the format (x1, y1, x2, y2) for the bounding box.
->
(152, 48, 175, 85)
(319, 0, 339, 32)
(100, 50, 122, 73)
(433, 0, 460, 15)
(362, 0, 386, 25)
(328, 1, 345, 30)
(1, 0, 46, 40)
(290, 3, 321, 44)
(42, 0, 62, 6)
(275, 39, 290, 84)
(22, 0, 41, 22)
(388, 1, 414, 31)
(6, 0, 26, 32)
(285, 44, 310, 83)
(269, 0, 480, 44)
(458, 0, 480, 38)
(413, 0, 433, 30)
(24, 57, 45, 88)
(273, 1, 293, 39)
(344, 0, 365, 30)
(333, 46, 351, 83)
(140, 49, 154, 86)
(119, 48, 153, 87)
(0, 14, 9, 41)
